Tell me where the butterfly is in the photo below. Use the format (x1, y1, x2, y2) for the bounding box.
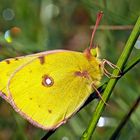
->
(0, 12, 104, 130)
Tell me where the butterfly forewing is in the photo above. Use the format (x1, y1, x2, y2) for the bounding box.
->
(0, 56, 37, 99)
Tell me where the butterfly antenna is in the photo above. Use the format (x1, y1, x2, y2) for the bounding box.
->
(89, 11, 103, 50)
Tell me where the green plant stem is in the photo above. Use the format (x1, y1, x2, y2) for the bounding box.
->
(81, 16, 140, 140)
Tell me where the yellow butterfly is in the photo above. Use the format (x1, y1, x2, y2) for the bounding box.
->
(0, 12, 103, 130)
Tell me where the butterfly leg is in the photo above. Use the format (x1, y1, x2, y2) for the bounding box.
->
(101, 59, 122, 78)
(91, 82, 108, 106)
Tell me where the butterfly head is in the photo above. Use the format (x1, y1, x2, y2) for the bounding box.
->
(90, 45, 100, 58)
(84, 45, 100, 59)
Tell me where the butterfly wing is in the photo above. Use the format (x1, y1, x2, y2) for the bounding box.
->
(0, 50, 64, 100)
(1, 51, 95, 130)
(0, 55, 37, 101)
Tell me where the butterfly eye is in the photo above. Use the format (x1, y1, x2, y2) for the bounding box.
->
(42, 75, 54, 87)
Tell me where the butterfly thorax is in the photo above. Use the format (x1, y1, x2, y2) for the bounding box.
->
(85, 47, 103, 87)
(74, 48, 103, 88)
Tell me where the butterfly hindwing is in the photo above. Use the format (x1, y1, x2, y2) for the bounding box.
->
(6, 51, 94, 129)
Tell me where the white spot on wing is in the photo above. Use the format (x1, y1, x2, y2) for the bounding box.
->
(45, 78, 52, 85)
(42, 75, 54, 87)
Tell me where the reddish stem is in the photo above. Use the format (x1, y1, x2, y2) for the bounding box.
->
(89, 11, 103, 50)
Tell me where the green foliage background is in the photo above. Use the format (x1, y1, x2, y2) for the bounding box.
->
(0, 0, 140, 140)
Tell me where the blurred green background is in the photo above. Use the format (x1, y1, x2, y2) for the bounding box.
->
(0, 0, 140, 140)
